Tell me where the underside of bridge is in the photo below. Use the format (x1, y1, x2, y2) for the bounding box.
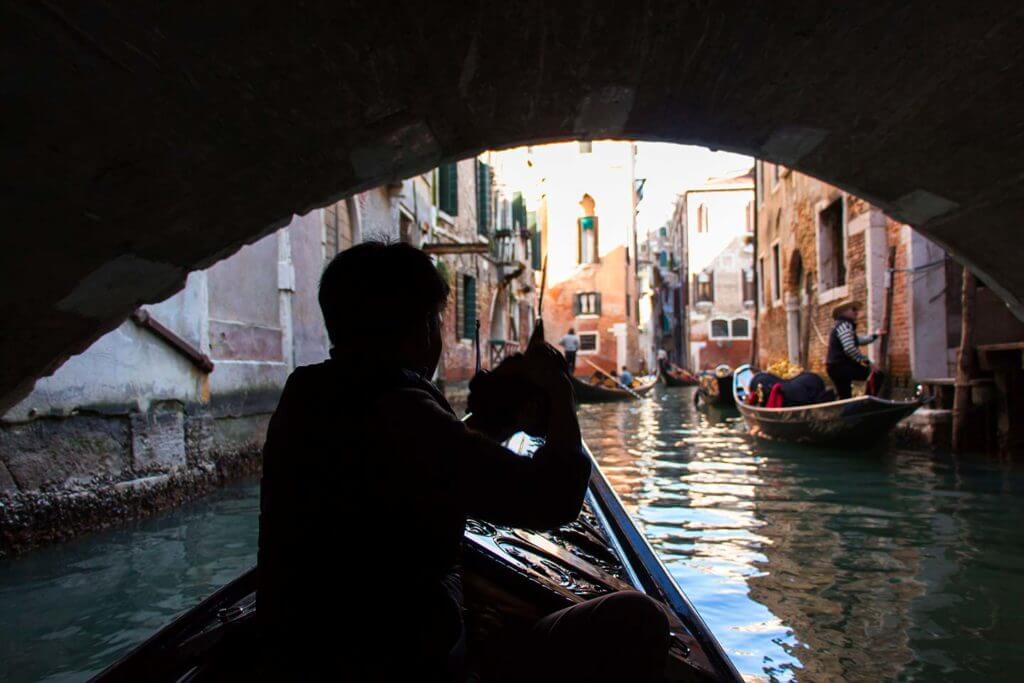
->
(2, 2, 1022, 410)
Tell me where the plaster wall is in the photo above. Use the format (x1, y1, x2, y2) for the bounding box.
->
(4, 274, 208, 422)
(686, 185, 754, 274)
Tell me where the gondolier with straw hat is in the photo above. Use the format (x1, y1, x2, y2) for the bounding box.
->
(826, 298, 884, 399)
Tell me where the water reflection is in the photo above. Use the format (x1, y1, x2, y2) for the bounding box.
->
(2, 392, 1023, 682)
(582, 387, 1024, 682)
(0, 481, 259, 682)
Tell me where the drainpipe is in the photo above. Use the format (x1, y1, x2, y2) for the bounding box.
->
(750, 164, 760, 367)
(346, 196, 363, 245)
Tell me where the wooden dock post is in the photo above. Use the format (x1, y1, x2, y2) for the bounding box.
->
(952, 267, 977, 453)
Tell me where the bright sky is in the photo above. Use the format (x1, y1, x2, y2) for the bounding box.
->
(635, 143, 753, 238)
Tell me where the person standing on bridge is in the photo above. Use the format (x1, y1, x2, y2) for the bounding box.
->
(826, 300, 883, 399)
(559, 327, 580, 373)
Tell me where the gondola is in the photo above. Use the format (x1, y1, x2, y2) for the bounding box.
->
(732, 364, 923, 446)
(695, 366, 735, 408)
(660, 370, 699, 387)
(95, 434, 741, 682)
(570, 374, 659, 404)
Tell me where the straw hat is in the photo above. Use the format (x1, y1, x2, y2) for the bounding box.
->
(831, 299, 862, 319)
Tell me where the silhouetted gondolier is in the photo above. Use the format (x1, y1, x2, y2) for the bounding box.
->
(826, 299, 884, 399)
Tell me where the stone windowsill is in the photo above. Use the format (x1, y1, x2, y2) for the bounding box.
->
(818, 284, 849, 305)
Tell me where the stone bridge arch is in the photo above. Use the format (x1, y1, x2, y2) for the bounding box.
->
(2, 2, 1023, 408)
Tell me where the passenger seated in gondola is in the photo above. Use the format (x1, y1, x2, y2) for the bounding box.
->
(619, 366, 634, 387)
(257, 242, 669, 682)
(826, 299, 884, 399)
(748, 371, 835, 407)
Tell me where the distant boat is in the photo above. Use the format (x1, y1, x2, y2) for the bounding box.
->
(94, 434, 742, 682)
(660, 369, 699, 387)
(571, 374, 659, 403)
(732, 364, 923, 446)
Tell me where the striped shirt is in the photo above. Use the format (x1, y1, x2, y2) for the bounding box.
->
(831, 319, 876, 364)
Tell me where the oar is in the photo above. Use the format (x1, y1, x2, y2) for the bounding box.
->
(583, 358, 642, 399)
(532, 254, 548, 343)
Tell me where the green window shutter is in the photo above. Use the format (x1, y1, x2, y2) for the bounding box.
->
(439, 163, 459, 216)
(476, 161, 490, 235)
(529, 211, 541, 270)
(463, 275, 477, 338)
(572, 294, 581, 316)
(455, 275, 464, 340)
(594, 293, 602, 315)
(512, 192, 526, 231)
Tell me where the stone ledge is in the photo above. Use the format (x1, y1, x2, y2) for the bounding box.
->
(0, 448, 261, 558)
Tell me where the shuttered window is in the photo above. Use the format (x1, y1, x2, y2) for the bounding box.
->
(579, 332, 598, 351)
(439, 163, 459, 216)
(476, 160, 490, 234)
(512, 192, 527, 231)
(529, 211, 541, 270)
(573, 292, 601, 316)
(460, 275, 476, 340)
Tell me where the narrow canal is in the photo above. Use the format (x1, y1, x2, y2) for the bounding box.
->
(2, 386, 1023, 682)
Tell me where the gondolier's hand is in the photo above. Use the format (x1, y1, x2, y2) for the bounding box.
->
(524, 341, 573, 398)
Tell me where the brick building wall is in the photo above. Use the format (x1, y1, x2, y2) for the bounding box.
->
(545, 245, 632, 376)
(754, 164, 915, 385)
(437, 158, 492, 384)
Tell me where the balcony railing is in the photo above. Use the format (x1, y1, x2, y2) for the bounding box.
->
(488, 339, 520, 367)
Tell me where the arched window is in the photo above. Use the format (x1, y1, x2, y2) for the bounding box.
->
(578, 194, 599, 264)
(710, 319, 729, 338)
(731, 318, 749, 337)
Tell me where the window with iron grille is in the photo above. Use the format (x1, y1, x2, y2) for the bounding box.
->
(439, 162, 458, 216)
(731, 318, 750, 337)
(579, 332, 598, 352)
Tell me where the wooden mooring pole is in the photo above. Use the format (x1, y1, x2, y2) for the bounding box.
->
(952, 266, 977, 453)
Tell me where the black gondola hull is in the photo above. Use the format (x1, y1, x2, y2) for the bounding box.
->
(94, 436, 740, 683)
(732, 365, 922, 446)
(571, 375, 658, 403)
(697, 374, 735, 407)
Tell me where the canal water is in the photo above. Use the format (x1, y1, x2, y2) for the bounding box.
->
(2, 386, 1023, 681)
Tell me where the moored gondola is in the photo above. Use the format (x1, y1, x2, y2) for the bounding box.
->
(94, 435, 741, 682)
(695, 366, 735, 408)
(571, 374, 659, 404)
(732, 364, 923, 446)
